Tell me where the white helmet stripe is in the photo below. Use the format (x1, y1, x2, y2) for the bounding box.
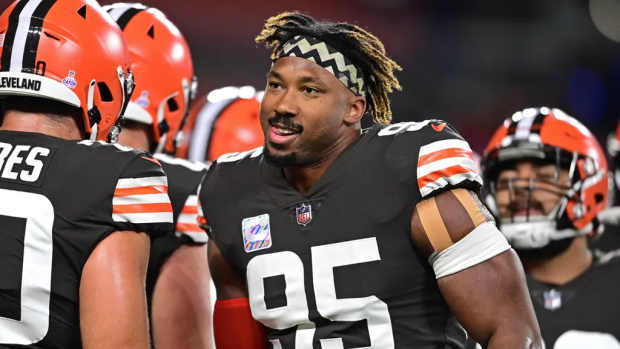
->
(9, 0, 44, 72)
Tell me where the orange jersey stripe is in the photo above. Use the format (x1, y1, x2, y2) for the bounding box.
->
(113, 202, 173, 214)
(176, 222, 204, 233)
(418, 148, 473, 167)
(141, 156, 162, 166)
(418, 165, 473, 188)
(181, 205, 198, 214)
(114, 185, 168, 197)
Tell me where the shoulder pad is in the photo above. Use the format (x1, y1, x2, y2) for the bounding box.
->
(373, 120, 482, 198)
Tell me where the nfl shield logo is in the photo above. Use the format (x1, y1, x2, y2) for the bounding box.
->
(241, 214, 272, 253)
(543, 289, 562, 311)
(296, 203, 312, 226)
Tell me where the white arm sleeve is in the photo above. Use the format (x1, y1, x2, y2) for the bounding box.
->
(429, 222, 511, 279)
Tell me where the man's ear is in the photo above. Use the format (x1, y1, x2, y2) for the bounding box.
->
(344, 95, 366, 125)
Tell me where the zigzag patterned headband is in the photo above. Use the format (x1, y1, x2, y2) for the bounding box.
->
(278, 35, 365, 96)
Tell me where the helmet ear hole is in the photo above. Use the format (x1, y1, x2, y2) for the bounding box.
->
(147, 25, 155, 38)
(97, 82, 113, 102)
(167, 97, 179, 112)
(77, 5, 87, 19)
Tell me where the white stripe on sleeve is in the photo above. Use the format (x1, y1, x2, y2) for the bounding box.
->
(419, 172, 483, 198)
(418, 139, 472, 157)
(116, 176, 168, 189)
(113, 212, 173, 224)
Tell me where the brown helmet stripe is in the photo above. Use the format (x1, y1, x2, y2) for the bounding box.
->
(0, 0, 29, 71)
(21, 0, 56, 74)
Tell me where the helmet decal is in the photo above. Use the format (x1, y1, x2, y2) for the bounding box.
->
(1, 0, 57, 74)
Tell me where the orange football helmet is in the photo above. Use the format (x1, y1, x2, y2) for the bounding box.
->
(481, 107, 609, 249)
(0, 0, 134, 141)
(177, 86, 264, 162)
(104, 3, 196, 154)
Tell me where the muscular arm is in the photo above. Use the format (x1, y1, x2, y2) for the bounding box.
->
(80, 230, 150, 349)
(152, 244, 212, 349)
(208, 239, 266, 349)
(410, 189, 543, 349)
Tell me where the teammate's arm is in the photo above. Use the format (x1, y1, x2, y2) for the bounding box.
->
(80, 230, 151, 349)
(410, 189, 543, 349)
(151, 244, 212, 349)
(208, 239, 267, 349)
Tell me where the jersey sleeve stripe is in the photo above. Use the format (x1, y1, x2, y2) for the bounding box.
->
(173, 193, 208, 242)
(418, 148, 474, 168)
(116, 176, 169, 189)
(176, 222, 204, 233)
(418, 139, 471, 157)
(417, 157, 476, 178)
(180, 194, 199, 214)
(419, 172, 483, 198)
(418, 165, 473, 188)
(112, 193, 170, 206)
(114, 185, 168, 197)
(113, 212, 173, 224)
(113, 202, 173, 214)
(181, 205, 198, 214)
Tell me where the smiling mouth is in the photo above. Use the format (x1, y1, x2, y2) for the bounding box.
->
(267, 116, 303, 146)
(271, 124, 300, 136)
(269, 124, 301, 146)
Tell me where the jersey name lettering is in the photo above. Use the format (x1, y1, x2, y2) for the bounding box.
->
(0, 143, 50, 182)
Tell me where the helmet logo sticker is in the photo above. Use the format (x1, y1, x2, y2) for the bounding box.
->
(136, 90, 150, 108)
(62, 71, 77, 89)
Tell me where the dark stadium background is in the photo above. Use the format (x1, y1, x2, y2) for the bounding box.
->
(100, 0, 620, 154)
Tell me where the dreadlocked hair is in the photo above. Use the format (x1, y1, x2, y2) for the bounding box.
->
(255, 11, 402, 124)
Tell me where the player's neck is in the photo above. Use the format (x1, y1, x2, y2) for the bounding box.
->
(283, 130, 360, 195)
(523, 236, 592, 285)
(117, 123, 152, 152)
(1, 111, 82, 140)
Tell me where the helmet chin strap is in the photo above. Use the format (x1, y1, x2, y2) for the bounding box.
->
(153, 92, 178, 154)
(500, 220, 586, 249)
(87, 79, 99, 142)
(500, 204, 591, 249)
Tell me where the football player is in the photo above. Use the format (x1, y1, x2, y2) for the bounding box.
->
(176, 85, 264, 163)
(200, 12, 543, 348)
(0, 1, 173, 348)
(104, 3, 211, 348)
(481, 108, 620, 347)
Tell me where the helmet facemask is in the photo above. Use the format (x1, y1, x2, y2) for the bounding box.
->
(484, 143, 599, 250)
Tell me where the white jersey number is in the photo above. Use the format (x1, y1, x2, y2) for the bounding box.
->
(247, 237, 394, 349)
(554, 330, 620, 349)
(0, 189, 53, 344)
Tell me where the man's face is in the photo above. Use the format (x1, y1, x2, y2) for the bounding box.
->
(495, 160, 570, 221)
(259, 56, 355, 167)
